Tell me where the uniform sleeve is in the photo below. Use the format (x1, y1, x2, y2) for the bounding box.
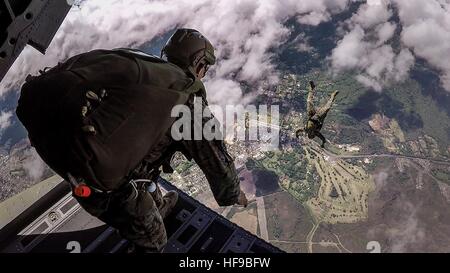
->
(179, 96, 240, 207)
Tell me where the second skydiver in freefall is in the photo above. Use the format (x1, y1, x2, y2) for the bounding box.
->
(296, 81, 339, 148)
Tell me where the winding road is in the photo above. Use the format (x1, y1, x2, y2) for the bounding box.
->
(300, 137, 450, 165)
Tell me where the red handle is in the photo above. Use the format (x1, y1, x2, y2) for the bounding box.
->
(74, 184, 92, 198)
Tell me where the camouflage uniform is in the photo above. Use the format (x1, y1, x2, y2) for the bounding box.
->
(70, 49, 240, 252)
(297, 81, 338, 147)
(18, 29, 240, 253)
(75, 180, 169, 252)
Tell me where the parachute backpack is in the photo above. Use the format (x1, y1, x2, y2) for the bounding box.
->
(16, 48, 204, 193)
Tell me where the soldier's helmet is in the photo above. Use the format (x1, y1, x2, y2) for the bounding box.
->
(161, 28, 216, 72)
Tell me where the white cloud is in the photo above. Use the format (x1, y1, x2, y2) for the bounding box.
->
(376, 22, 396, 45)
(330, 26, 367, 71)
(330, 0, 450, 92)
(0, 111, 13, 133)
(394, 48, 415, 81)
(356, 74, 383, 91)
(22, 148, 46, 181)
(351, 0, 392, 29)
(395, 0, 450, 91)
(330, 21, 414, 91)
(330, 2, 405, 91)
(2, 0, 448, 97)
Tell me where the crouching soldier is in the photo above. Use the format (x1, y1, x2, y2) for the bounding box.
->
(16, 28, 248, 253)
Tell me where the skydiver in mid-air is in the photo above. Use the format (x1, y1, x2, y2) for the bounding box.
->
(296, 81, 339, 148)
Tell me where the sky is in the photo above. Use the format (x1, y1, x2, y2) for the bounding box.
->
(0, 0, 449, 135)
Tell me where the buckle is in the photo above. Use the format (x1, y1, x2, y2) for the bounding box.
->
(67, 173, 111, 198)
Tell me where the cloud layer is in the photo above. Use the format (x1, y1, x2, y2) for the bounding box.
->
(396, 0, 450, 91)
(0, 0, 448, 127)
(0, 0, 353, 103)
(330, 0, 450, 92)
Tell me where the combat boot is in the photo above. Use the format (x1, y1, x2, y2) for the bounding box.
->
(158, 191, 179, 218)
